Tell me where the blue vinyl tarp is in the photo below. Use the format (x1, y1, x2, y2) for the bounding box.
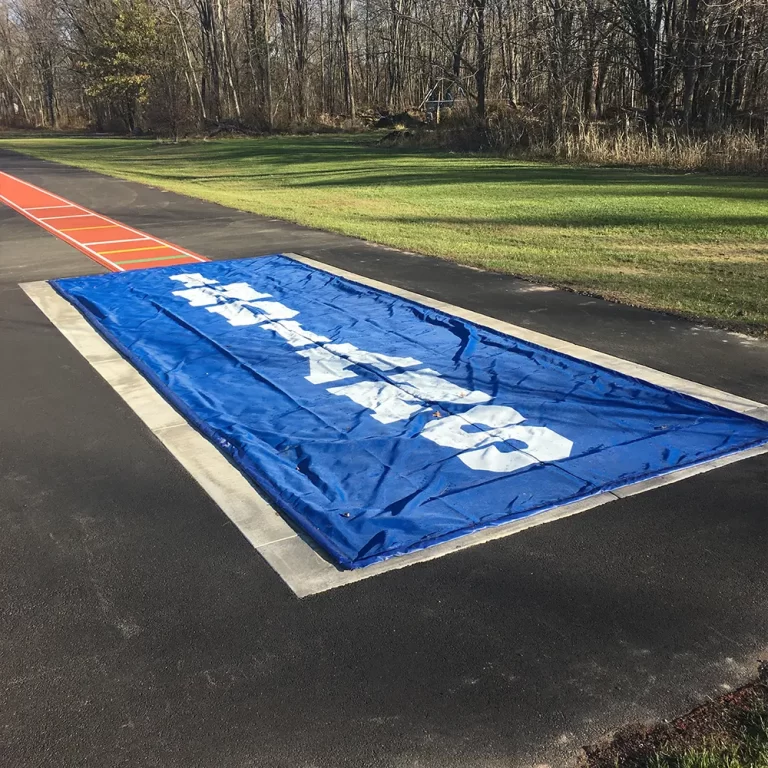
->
(52, 255, 768, 569)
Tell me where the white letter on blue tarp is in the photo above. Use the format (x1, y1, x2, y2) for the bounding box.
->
(328, 369, 490, 425)
(299, 343, 420, 385)
(328, 380, 426, 423)
(391, 368, 491, 405)
(169, 273, 574, 474)
(420, 404, 573, 472)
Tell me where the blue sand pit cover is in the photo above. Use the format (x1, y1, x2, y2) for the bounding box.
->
(52, 255, 768, 569)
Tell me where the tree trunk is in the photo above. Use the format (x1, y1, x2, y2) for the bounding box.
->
(339, 0, 355, 117)
(474, 0, 486, 118)
(681, 0, 701, 128)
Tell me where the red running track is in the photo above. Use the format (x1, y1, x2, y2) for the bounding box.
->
(0, 171, 208, 272)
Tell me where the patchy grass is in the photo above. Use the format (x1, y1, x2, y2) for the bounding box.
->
(649, 709, 768, 768)
(3, 134, 768, 333)
(583, 675, 768, 768)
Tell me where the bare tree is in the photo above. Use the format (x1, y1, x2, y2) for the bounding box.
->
(1, 0, 766, 145)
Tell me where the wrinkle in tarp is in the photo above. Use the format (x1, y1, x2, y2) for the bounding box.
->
(52, 255, 768, 568)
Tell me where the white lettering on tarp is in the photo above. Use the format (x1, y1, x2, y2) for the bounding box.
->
(218, 283, 271, 302)
(170, 273, 219, 288)
(329, 343, 421, 373)
(297, 345, 359, 384)
(261, 321, 331, 347)
(235, 300, 299, 322)
(328, 380, 426, 424)
(298, 343, 420, 385)
(172, 286, 224, 306)
(170, 273, 574, 473)
(170, 274, 266, 306)
(206, 302, 263, 326)
(421, 405, 573, 472)
(170, 276, 285, 326)
(172, 281, 270, 305)
(327, 368, 491, 425)
(206, 300, 298, 326)
(329, 370, 491, 425)
(391, 368, 490, 405)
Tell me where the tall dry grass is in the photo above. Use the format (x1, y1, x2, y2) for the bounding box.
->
(408, 105, 768, 174)
(561, 128, 768, 174)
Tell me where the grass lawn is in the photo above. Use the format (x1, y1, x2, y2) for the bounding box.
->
(3, 134, 768, 333)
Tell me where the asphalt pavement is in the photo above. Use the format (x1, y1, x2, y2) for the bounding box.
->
(1, 148, 767, 768)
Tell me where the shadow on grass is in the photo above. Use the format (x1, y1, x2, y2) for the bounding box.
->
(8, 137, 767, 241)
(379, 213, 768, 230)
(23, 136, 768, 204)
(4, 137, 767, 327)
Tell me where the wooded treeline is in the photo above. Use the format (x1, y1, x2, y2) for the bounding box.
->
(1, 0, 767, 140)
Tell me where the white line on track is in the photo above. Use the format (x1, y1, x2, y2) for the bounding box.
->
(82, 237, 152, 246)
(39, 213, 98, 221)
(19, 255, 768, 598)
(25, 204, 75, 211)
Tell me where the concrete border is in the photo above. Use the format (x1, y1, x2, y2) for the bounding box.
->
(19, 258, 768, 598)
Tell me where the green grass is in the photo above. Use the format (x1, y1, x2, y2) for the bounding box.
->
(3, 134, 768, 332)
(652, 741, 768, 768)
(649, 708, 768, 768)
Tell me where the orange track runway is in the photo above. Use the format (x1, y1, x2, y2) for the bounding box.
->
(0, 171, 208, 271)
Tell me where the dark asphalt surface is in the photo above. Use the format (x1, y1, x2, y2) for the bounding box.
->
(1, 148, 767, 768)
